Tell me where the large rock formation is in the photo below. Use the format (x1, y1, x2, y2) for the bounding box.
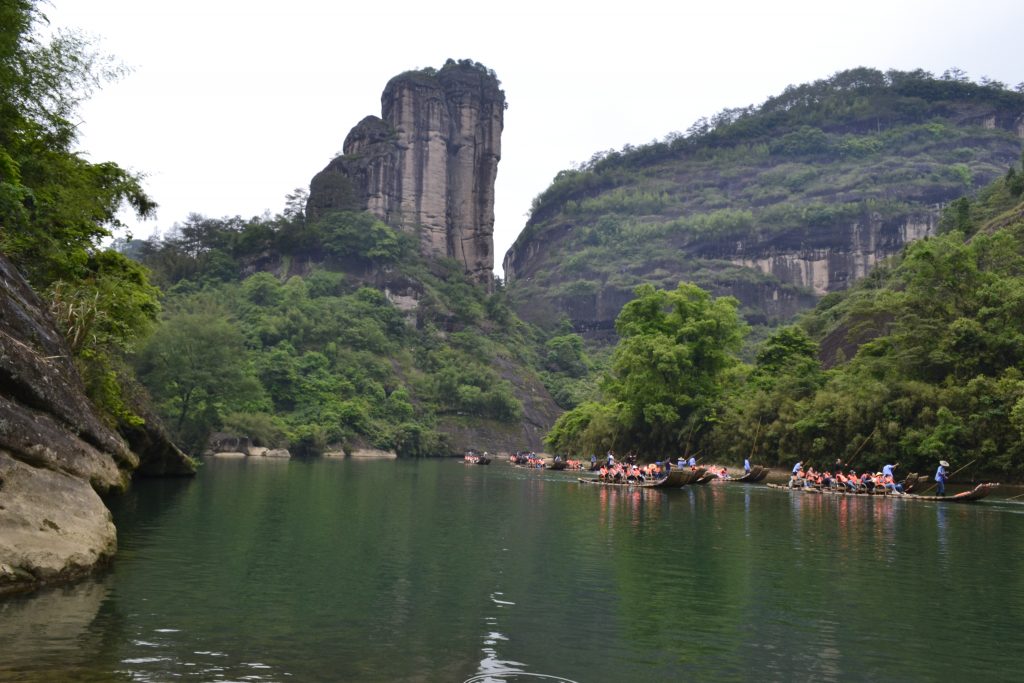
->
(307, 59, 504, 287)
(0, 254, 192, 595)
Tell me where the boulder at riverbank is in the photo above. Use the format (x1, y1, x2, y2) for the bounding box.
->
(0, 254, 191, 596)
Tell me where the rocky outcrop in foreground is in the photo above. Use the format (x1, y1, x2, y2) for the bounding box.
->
(306, 59, 504, 287)
(0, 255, 192, 596)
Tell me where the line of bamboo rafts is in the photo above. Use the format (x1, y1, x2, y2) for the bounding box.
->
(766, 481, 998, 503)
(576, 464, 771, 489)
(578, 463, 774, 489)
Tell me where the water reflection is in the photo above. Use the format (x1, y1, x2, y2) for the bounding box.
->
(473, 592, 527, 682)
(594, 486, 666, 530)
(0, 579, 111, 679)
(4, 460, 1023, 681)
(936, 504, 950, 559)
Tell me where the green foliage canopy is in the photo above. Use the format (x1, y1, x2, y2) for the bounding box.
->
(0, 1, 155, 287)
(547, 282, 746, 457)
(707, 166, 1024, 480)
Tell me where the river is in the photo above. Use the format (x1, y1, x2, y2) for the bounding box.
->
(1, 458, 1022, 682)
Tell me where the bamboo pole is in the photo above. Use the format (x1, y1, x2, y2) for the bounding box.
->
(748, 417, 762, 466)
(842, 426, 878, 471)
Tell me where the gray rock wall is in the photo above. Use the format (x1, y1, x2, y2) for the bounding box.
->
(504, 211, 939, 332)
(715, 212, 938, 295)
(0, 254, 191, 595)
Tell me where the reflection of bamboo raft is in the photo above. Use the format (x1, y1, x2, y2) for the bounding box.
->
(767, 482, 998, 503)
(577, 477, 663, 489)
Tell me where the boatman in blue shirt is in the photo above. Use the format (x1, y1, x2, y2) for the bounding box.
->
(792, 461, 803, 475)
(744, 457, 752, 474)
(882, 462, 897, 478)
(688, 455, 697, 468)
(935, 460, 949, 496)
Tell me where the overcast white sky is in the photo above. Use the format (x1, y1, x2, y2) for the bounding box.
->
(46, 0, 1024, 276)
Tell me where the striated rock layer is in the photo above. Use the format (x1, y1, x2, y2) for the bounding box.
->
(502, 209, 942, 333)
(0, 254, 193, 596)
(307, 60, 504, 287)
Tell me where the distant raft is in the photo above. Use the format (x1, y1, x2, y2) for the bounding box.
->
(767, 482, 998, 503)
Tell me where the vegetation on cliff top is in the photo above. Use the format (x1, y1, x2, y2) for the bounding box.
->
(508, 67, 1024, 329)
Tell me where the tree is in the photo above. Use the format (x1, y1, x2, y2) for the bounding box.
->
(0, 1, 155, 287)
(546, 283, 746, 457)
(136, 312, 263, 451)
(750, 325, 821, 391)
(607, 283, 746, 454)
(46, 250, 162, 423)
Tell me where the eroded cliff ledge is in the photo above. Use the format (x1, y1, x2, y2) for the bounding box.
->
(306, 59, 504, 287)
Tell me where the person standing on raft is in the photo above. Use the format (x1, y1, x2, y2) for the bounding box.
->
(935, 460, 950, 496)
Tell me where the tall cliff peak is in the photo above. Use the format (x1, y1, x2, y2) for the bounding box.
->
(307, 59, 505, 287)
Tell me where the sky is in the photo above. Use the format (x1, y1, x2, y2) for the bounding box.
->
(45, 0, 1024, 277)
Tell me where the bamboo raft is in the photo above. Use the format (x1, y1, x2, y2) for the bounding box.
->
(577, 467, 708, 489)
(714, 464, 771, 483)
(737, 465, 770, 483)
(767, 481, 998, 503)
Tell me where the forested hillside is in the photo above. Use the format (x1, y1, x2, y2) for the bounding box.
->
(706, 161, 1024, 480)
(123, 208, 571, 456)
(505, 68, 1024, 336)
(547, 162, 1024, 481)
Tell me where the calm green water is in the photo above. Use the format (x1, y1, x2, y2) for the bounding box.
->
(2, 458, 1023, 682)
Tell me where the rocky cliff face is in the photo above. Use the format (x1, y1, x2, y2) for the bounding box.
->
(711, 211, 938, 296)
(503, 70, 1024, 335)
(503, 209, 941, 332)
(0, 255, 192, 595)
(307, 60, 504, 287)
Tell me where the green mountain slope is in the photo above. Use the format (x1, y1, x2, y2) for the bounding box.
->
(504, 68, 1024, 335)
(125, 210, 565, 456)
